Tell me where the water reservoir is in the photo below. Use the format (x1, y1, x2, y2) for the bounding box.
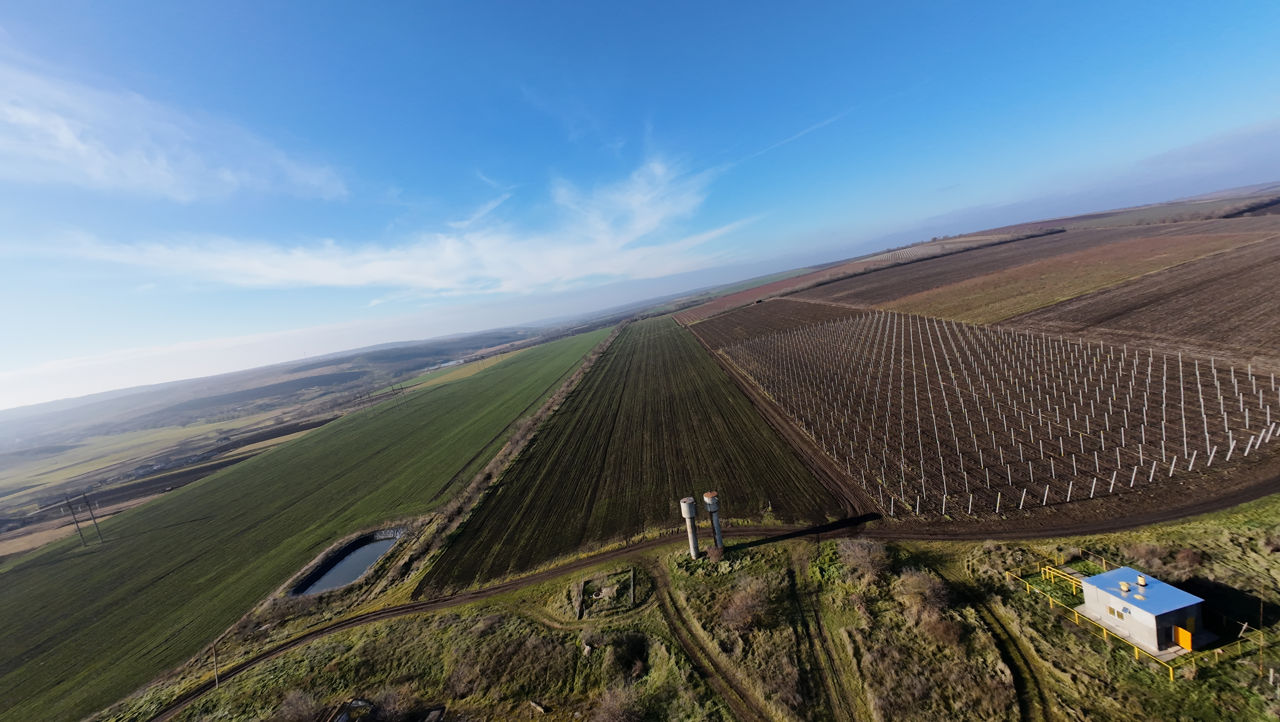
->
(294, 534, 399, 595)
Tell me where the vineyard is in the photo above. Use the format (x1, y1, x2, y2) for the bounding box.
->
(723, 309, 1279, 517)
(688, 297, 857, 349)
(422, 317, 836, 589)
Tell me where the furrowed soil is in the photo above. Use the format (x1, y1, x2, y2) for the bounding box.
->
(795, 218, 1280, 309)
(422, 317, 836, 590)
(883, 229, 1279, 324)
(672, 233, 1024, 326)
(1009, 232, 1280, 369)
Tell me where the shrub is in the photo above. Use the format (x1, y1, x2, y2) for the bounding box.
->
(270, 690, 322, 722)
(1171, 548, 1204, 576)
(602, 632, 649, 683)
(837, 539, 888, 585)
(591, 687, 644, 722)
(894, 569, 948, 613)
(1121, 542, 1166, 570)
(719, 577, 770, 633)
(372, 685, 421, 721)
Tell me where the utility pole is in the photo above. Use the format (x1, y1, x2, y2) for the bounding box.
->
(81, 492, 104, 543)
(64, 495, 86, 547)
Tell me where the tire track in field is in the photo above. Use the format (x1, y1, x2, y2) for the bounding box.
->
(649, 561, 773, 722)
(931, 562, 1055, 722)
(786, 552, 858, 722)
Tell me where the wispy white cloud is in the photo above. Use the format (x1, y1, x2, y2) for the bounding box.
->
(447, 193, 512, 229)
(475, 169, 512, 190)
(737, 107, 855, 165)
(0, 50, 345, 201)
(35, 158, 755, 295)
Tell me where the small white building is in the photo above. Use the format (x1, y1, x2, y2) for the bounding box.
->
(1080, 566, 1204, 654)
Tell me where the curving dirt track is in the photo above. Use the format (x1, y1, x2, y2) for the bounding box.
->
(649, 561, 772, 722)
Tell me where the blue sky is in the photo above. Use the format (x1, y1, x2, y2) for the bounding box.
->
(2, 2, 1280, 410)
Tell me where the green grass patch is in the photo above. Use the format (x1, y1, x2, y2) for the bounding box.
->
(0, 329, 608, 721)
(1069, 558, 1106, 577)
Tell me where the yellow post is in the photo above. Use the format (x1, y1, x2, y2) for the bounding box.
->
(1075, 611, 1080, 624)
(1103, 628, 1108, 641)
(1168, 665, 1174, 682)
(1134, 646, 1139, 660)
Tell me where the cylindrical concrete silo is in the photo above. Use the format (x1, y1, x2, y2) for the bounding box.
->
(680, 497, 699, 559)
(703, 491, 723, 548)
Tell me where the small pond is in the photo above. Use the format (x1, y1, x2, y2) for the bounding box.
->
(295, 536, 397, 595)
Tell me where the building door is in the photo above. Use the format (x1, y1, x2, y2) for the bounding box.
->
(1175, 626, 1192, 651)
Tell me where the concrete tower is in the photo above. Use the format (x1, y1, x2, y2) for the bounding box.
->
(680, 497, 699, 559)
(703, 491, 723, 548)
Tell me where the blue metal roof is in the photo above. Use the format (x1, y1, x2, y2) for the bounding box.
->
(1084, 566, 1203, 616)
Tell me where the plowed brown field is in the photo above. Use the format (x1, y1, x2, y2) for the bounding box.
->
(1010, 233, 1280, 368)
(796, 218, 1280, 310)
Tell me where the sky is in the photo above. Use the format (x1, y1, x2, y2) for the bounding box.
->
(2, 2, 1280, 410)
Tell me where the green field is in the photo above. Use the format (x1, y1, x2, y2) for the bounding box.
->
(424, 317, 834, 588)
(373, 347, 529, 395)
(0, 328, 608, 721)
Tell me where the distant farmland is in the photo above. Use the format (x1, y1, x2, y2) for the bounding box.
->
(671, 231, 1041, 326)
(689, 297, 858, 349)
(422, 317, 836, 589)
(1010, 230, 1280, 365)
(0, 329, 607, 722)
(793, 217, 1280, 312)
(883, 227, 1280, 324)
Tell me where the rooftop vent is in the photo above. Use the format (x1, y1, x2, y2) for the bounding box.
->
(1120, 581, 1131, 592)
(1137, 574, 1148, 587)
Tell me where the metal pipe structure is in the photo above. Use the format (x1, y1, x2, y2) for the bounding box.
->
(702, 491, 723, 548)
(680, 497, 699, 559)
